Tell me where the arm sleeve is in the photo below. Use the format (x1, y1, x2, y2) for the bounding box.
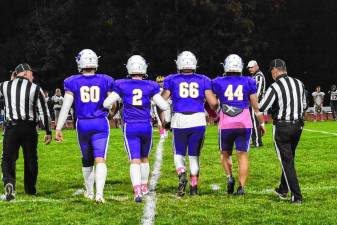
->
(103, 92, 121, 109)
(56, 93, 74, 130)
(37, 87, 52, 135)
(153, 93, 169, 111)
(302, 84, 308, 110)
(259, 86, 276, 112)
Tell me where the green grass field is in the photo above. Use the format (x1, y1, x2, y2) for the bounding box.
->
(0, 121, 336, 225)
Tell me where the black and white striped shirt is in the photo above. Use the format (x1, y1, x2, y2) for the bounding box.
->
(0, 77, 52, 134)
(252, 70, 265, 102)
(259, 74, 307, 121)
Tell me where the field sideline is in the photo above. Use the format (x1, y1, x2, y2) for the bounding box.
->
(0, 121, 336, 225)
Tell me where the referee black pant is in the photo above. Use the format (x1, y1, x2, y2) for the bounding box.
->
(273, 120, 303, 200)
(2, 121, 38, 194)
(250, 107, 263, 147)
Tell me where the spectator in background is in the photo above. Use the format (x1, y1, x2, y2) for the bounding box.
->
(312, 86, 325, 122)
(51, 88, 64, 127)
(44, 91, 54, 121)
(328, 84, 337, 121)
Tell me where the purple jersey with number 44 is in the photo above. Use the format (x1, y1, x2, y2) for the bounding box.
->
(212, 76, 257, 109)
(64, 74, 114, 119)
(163, 73, 212, 113)
(114, 79, 160, 124)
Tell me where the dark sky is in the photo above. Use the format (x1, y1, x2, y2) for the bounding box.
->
(0, 0, 336, 96)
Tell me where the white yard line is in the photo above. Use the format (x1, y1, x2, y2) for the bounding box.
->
(304, 128, 337, 136)
(141, 138, 165, 225)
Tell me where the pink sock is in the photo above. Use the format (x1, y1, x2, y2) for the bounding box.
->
(190, 175, 198, 187)
(160, 129, 164, 135)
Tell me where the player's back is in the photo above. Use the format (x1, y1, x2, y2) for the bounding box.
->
(163, 73, 211, 113)
(114, 79, 160, 124)
(64, 74, 114, 119)
(212, 75, 256, 109)
(213, 75, 256, 129)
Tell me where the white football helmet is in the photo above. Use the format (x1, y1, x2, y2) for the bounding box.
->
(126, 55, 148, 75)
(76, 49, 99, 72)
(223, 54, 244, 73)
(176, 51, 197, 71)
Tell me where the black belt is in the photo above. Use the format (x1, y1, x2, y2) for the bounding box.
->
(273, 120, 300, 125)
(5, 120, 37, 127)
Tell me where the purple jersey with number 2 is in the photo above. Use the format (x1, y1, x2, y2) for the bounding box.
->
(114, 79, 160, 160)
(114, 79, 160, 124)
(163, 73, 212, 113)
(64, 74, 114, 119)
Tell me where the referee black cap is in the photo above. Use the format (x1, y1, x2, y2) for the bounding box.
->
(14, 63, 35, 74)
(269, 59, 286, 71)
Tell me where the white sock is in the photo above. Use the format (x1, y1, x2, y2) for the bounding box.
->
(95, 163, 107, 198)
(189, 156, 199, 176)
(82, 166, 95, 196)
(130, 163, 141, 187)
(140, 162, 150, 185)
(174, 154, 186, 173)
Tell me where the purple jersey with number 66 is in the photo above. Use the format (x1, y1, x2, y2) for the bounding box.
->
(64, 74, 114, 119)
(114, 79, 160, 124)
(163, 73, 212, 113)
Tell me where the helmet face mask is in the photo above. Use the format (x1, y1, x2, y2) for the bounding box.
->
(223, 54, 243, 74)
(176, 51, 197, 71)
(76, 49, 99, 73)
(126, 55, 148, 77)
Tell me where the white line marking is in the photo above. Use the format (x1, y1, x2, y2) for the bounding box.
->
(249, 185, 337, 195)
(304, 128, 337, 136)
(141, 138, 165, 225)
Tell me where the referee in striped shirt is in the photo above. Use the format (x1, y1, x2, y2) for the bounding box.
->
(247, 60, 266, 147)
(0, 63, 52, 201)
(259, 59, 306, 204)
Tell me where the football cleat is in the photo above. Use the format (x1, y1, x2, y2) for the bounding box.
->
(234, 186, 245, 196)
(189, 185, 198, 196)
(177, 172, 188, 197)
(5, 183, 15, 201)
(227, 176, 235, 194)
(134, 195, 142, 203)
(84, 191, 94, 200)
(95, 195, 106, 204)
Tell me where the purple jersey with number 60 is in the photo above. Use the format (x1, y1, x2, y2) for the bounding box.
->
(64, 74, 114, 119)
(114, 79, 160, 124)
(163, 73, 212, 113)
(212, 76, 257, 109)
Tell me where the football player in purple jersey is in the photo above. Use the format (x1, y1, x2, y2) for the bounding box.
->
(161, 51, 218, 196)
(212, 54, 265, 195)
(55, 49, 114, 203)
(103, 55, 168, 203)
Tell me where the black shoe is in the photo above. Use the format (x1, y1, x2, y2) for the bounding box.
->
(177, 172, 188, 197)
(274, 188, 287, 200)
(227, 176, 235, 194)
(189, 185, 198, 196)
(234, 186, 245, 195)
(5, 183, 15, 201)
